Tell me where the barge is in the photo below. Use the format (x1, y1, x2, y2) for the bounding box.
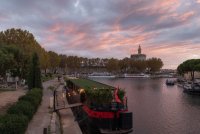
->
(65, 77, 133, 134)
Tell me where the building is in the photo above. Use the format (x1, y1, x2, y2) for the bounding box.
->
(130, 45, 146, 61)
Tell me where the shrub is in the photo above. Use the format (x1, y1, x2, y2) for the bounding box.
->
(18, 88, 42, 110)
(0, 88, 43, 134)
(0, 114, 28, 134)
(28, 53, 42, 89)
(7, 101, 35, 120)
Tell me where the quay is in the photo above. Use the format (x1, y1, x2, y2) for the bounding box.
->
(56, 84, 82, 134)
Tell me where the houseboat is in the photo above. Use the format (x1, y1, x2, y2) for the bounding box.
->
(65, 77, 133, 134)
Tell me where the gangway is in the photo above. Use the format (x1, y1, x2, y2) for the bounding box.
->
(53, 90, 82, 111)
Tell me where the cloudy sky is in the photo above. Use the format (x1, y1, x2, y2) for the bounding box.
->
(0, 0, 200, 69)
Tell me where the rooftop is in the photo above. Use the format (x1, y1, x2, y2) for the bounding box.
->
(68, 78, 115, 90)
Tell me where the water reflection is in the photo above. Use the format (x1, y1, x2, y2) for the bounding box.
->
(92, 78, 200, 134)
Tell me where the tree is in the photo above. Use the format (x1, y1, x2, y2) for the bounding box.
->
(66, 56, 81, 73)
(0, 46, 15, 77)
(133, 60, 147, 73)
(0, 28, 48, 72)
(147, 58, 163, 72)
(106, 58, 119, 73)
(59, 55, 67, 72)
(177, 59, 200, 81)
(48, 51, 60, 73)
(119, 58, 130, 73)
(28, 53, 42, 89)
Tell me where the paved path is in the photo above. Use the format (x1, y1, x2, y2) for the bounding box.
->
(57, 85, 82, 134)
(26, 79, 58, 134)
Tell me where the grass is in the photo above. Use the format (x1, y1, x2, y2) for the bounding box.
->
(0, 88, 16, 91)
(42, 75, 55, 82)
(69, 78, 115, 90)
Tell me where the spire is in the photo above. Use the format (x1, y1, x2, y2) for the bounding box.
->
(138, 45, 141, 54)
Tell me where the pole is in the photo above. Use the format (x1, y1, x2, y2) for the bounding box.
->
(53, 90, 56, 112)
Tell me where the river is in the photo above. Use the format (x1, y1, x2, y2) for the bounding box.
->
(92, 78, 200, 134)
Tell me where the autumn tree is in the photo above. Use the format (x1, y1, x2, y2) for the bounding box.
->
(59, 55, 67, 73)
(0, 28, 49, 77)
(48, 51, 60, 74)
(147, 58, 163, 72)
(119, 58, 130, 73)
(106, 58, 119, 73)
(132, 60, 147, 73)
(66, 56, 81, 73)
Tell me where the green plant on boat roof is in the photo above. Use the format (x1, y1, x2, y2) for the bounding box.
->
(84, 88, 113, 105)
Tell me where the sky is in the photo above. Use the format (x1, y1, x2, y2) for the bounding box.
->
(0, 0, 200, 69)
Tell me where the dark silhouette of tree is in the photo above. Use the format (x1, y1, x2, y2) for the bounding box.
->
(106, 58, 119, 73)
(28, 53, 42, 90)
(0, 46, 15, 77)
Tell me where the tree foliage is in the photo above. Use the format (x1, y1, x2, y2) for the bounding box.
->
(106, 58, 119, 73)
(28, 53, 42, 89)
(48, 51, 60, 73)
(147, 58, 163, 72)
(0, 28, 164, 78)
(177, 59, 200, 80)
(0, 28, 50, 72)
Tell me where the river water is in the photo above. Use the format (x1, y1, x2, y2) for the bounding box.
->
(92, 78, 200, 134)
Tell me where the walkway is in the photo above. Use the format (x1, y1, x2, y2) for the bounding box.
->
(25, 78, 58, 134)
(57, 85, 82, 134)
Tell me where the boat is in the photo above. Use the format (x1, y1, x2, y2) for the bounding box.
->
(88, 72, 116, 78)
(183, 82, 200, 94)
(123, 73, 150, 78)
(166, 79, 175, 86)
(65, 78, 133, 134)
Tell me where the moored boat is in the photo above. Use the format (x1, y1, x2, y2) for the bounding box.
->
(183, 82, 200, 94)
(166, 79, 175, 86)
(123, 73, 150, 78)
(88, 72, 116, 78)
(65, 77, 133, 134)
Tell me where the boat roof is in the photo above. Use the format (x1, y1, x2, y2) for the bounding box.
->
(67, 78, 115, 90)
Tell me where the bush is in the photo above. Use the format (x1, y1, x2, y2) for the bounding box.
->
(0, 114, 28, 134)
(7, 101, 35, 120)
(18, 88, 42, 110)
(0, 88, 43, 134)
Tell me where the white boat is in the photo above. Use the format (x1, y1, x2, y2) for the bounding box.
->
(88, 72, 116, 78)
(166, 79, 175, 86)
(183, 83, 192, 90)
(123, 73, 150, 78)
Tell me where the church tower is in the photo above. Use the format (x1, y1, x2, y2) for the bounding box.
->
(130, 45, 146, 61)
(138, 45, 141, 54)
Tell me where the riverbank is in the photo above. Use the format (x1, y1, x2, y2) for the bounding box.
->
(56, 85, 82, 134)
